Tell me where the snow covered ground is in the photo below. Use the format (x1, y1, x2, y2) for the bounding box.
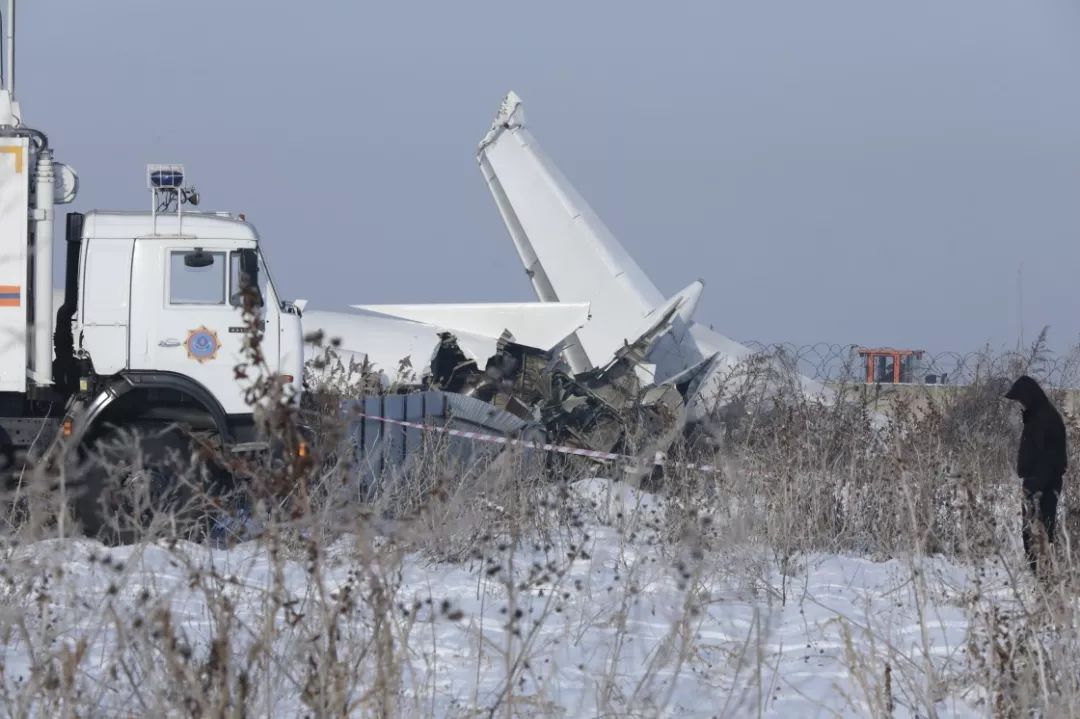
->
(0, 478, 1031, 717)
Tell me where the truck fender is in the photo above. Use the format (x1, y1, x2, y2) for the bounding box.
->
(68, 371, 233, 449)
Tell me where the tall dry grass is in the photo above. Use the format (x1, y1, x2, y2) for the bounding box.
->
(2, 326, 1080, 715)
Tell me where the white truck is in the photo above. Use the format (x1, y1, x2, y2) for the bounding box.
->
(0, 5, 304, 532)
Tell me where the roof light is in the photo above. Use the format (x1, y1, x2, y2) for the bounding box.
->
(147, 163, 185, 189)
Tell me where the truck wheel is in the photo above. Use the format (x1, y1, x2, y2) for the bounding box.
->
(73, 424, 228, 545)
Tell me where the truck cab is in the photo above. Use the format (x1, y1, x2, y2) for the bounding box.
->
(74, 210, 304, 417)
(49, 196, 306, 460)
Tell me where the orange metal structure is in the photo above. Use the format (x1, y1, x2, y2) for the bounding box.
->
(856, 347, 925, 385)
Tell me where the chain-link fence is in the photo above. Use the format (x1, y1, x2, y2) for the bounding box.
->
(741, 341, 1080, 389)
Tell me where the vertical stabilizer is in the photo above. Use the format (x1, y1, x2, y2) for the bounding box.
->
(478, 92, 665, 372)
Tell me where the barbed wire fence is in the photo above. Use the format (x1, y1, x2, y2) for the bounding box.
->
(741, 341, 1080, 390)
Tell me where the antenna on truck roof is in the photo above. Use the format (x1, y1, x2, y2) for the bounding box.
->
(0, 0, 21, 128)
(3, 0, 13, 97)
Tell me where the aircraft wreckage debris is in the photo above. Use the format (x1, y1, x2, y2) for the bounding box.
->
(305, 92, 831, 474)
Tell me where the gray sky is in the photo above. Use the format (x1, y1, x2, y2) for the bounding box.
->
(19, 1, 1080, 353)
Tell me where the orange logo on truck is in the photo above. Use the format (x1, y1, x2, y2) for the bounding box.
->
(0, 285, 20, 307)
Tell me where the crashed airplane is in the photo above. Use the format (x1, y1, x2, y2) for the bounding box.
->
(476, 91, 827, 421)
(304, 92, 827, 461)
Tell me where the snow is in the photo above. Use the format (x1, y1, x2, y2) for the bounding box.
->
(0, 478, 1025, 717)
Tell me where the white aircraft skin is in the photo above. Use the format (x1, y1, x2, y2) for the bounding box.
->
(352, 302, 590, 351)
(303, 302, 589, 387)
(477, 91, 828, 418)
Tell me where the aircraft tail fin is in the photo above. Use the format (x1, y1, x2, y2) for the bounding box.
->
(478, 91, 664, 372)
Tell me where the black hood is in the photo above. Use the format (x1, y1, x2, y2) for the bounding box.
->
(1005, 375, 1049, 410)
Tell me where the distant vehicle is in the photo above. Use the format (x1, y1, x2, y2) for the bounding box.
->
(856, 347, 945, 385)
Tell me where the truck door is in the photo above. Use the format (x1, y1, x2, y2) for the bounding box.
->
(79, 238, 135, 375)
(129, 241, 277, 415)
(229, 247, 280, 395)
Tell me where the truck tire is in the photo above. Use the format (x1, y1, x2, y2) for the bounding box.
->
(72, 423, 228, 545)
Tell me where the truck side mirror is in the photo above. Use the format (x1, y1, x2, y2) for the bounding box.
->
(230, 249, 264, 308)
(184, 249, 214, 269)
(239, 249, 259, 287)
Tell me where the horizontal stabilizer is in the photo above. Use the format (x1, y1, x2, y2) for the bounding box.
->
(304, 308, 502, 381)
(352, 301, 590, 352)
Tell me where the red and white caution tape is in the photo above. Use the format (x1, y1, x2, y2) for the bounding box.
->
(350, 411, 723, 474)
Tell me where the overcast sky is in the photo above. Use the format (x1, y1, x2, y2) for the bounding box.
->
(17, 1, 1080, 352)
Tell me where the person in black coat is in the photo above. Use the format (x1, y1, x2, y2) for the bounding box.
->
(1005, 375, 1067, 573)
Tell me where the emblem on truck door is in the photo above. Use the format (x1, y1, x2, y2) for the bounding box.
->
(185, 326, 221, 363)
